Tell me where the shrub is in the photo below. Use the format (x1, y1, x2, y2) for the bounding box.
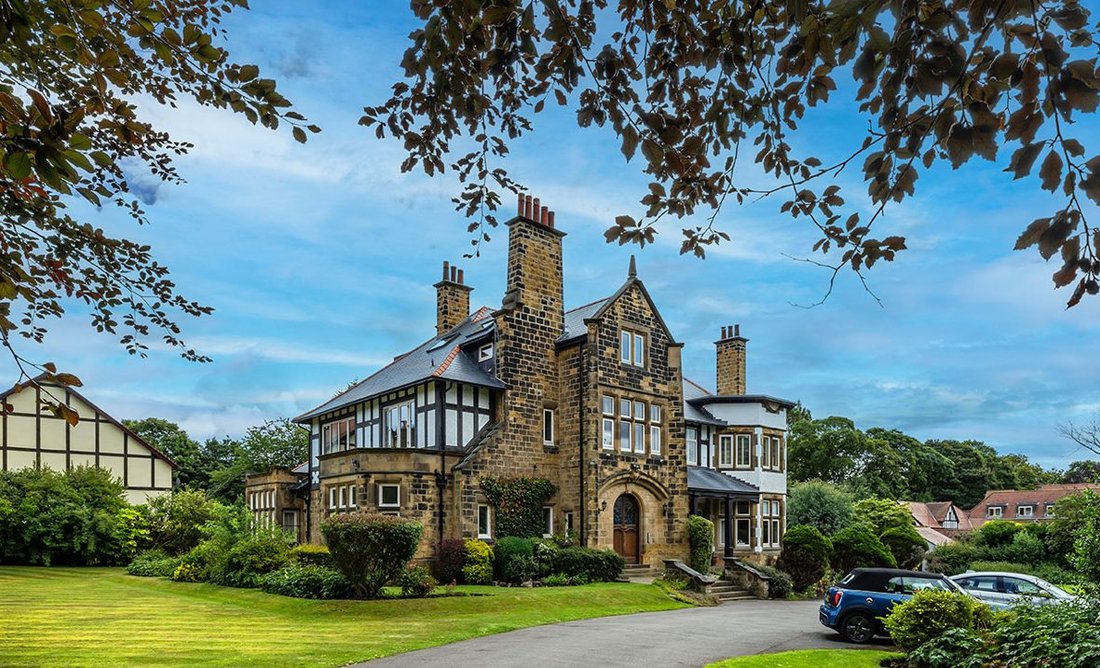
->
(434, 538, 466, 584)
(480, 477, 557, 538)
(973, 520, 1023, 549)
(113, 506, 152, 561)
(986, 598, 1100, 667)
(830, 524, 896, 574)
(494, 536, 535, 583)
(907, 627, 986, 668)
(171, 563, 205, 582)
(171, 540, 223, 582)
(540, 572, 588, 586)
(210, 530, 290, 588)
(787, 480, 854, 536)
(1070, 493, 1100, 583)
(755, 564, 793, 599)
(776, 524, 831, 591)
(289, 544, 332, 568)
(1000, 528, 1047, 565)
(258, 564, 353, 599)
(531, 539, 560, 578)
(463, 539, 493, 585)
(852, 497, 913, 535)
(397, 565, 438, 598)
(884, 588, 992, 653)
(126, 550, 180, 577)
(146, 490, 223, 555)
(685, 515, 714, 573)
(321, 514, 423, 599)
(925, 541, 980, 575)
(556, 547, 625, 582)
(881, 525, 927, 570)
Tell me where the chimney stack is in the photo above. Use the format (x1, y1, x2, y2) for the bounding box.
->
(434, 261, 473, 335)
(716, 324, 748, 395)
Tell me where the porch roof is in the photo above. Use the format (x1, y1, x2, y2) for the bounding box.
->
(686, 466, 760, 500)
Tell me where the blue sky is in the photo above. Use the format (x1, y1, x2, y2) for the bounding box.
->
(32, 3, 1100, 469)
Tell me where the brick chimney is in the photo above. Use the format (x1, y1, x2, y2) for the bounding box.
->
(500, 194, 564, 320)
(716, 324, 748, 395)
(434, 261, 472, 335)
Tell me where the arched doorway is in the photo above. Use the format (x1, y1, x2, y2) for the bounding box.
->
(613, 494, 640, 564)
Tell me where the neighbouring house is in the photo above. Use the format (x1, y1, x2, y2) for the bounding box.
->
(0, 374, 176, 503)
(246, 196, 793, 568)
(968, 483, 1100, 527)
(244, 462, 309, 543)
(904, 500, 973, 541)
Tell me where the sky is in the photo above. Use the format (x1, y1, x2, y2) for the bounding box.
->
(25, 2, 1100, 470)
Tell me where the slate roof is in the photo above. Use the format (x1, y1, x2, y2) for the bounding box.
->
(557, 298, 609, 345)
(682, 378, 725, 426)
(686, 465, 759, 498)
(294, 307, 504, 422)
(915, 526, 956, 548)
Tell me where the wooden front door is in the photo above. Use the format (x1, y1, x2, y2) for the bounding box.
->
(613, 494, 640, 564)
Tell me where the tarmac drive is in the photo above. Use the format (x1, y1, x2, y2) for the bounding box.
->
(362, 599, 895, 667)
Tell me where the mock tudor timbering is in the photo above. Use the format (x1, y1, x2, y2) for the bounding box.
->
(263, 194, 793, 568)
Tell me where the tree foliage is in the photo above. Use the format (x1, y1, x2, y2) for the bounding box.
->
(0, 0, 313, 398)
(788, 411, 1058, 507)
(786, 479, 854, 535)
(368, 0, 1100, 307)
(480, 476, 556, 538)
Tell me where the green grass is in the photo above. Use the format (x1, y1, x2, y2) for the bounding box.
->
(707, 649, 902, 668)
(0, 567, 687, 667)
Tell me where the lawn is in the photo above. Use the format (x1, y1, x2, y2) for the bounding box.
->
(0, 567, 687, 667)
(708, 649, 902, 667)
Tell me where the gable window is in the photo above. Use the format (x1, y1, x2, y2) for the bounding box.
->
(686, 427, 698, 465)
(542, 506, 554, 538)
(719, 435, 734, 468)
(735, 435, 752, 468)
(478, 343, 494, 361)
(477, 504, 492, 539)
(543, 408, 555, 445)
(1017, 505, 1034, 518)
(322, 416, 356, 454)
(383, 400, 415, 448)
(378, 483, 400, 509)
(987, 506, 1003, 518)
(620, 329, 646, 367)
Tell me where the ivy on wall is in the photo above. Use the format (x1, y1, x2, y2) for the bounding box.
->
(481, 476, 557, 539)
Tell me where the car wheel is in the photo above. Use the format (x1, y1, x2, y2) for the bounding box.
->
(841, 612, 876, 644)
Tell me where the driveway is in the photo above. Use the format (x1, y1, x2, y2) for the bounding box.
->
(363, 599, 894, 667)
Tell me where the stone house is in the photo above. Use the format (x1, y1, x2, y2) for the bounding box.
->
(247, 196, 792, 567)
(0, 374, 177, 503)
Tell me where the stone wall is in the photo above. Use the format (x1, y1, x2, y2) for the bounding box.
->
(715, 326, 747, 395)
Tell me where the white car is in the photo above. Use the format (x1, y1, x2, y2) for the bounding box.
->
(949, 571, 1077, 610)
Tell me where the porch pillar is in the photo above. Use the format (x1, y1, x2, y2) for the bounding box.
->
(724, 496, 734, 559)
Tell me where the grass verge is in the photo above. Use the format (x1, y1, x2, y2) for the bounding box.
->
(708, 649, 902, 668)
(0, 567, 687, 667)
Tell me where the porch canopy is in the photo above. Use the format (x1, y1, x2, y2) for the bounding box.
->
(686, 466, 760, 558)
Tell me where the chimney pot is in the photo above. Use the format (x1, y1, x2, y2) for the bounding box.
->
(457, 269, 464, 284)
(532, 198, 540, 221)
(734, 324, 740, 337)
(541, 206, 549, 224)
(526, 195, 534, 219)
(721, 326, 727, 339)
(442, 260, 450, 281)
(547, 211, 555, 227)
(517, 193, 524, 216)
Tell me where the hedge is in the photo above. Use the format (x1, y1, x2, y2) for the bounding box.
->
(685, 515, 714, 573)
(320, 513, 423, 599)
(776, 524, 831, 590)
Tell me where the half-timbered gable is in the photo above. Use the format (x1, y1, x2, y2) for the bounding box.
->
(0, 375, 176, 503)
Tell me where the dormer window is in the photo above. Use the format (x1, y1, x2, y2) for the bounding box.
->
(987, 506, 1003, 518)
(478, 343, 494, 361)
(620, 329, 646, 367)
(1017, 505, 1034, 518)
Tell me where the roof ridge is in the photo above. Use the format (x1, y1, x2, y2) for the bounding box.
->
(565, 297, 610, 313)
(684, 377, 714, 395)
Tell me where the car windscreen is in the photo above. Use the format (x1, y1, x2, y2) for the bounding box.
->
(884, 576, 954, 595)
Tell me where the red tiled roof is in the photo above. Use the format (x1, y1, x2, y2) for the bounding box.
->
(968, 484, 1100, 525)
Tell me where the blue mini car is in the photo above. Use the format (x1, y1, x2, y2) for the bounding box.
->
(819, 568, 963, 643)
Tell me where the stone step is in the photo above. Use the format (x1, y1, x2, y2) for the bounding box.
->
(715, 593, 757, 602)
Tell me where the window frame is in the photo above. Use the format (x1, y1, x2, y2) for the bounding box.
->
(1017, 505, 1034, 518)
(378, 483, 401, 509)
(477, 504, 492, 539)
(620, 331, 632, 363)
(348, 485, 357, 508)
(650, 424, 662, 456)
(321, 415, 357, 455)
(602, 418, 615, 450)
(987, 506, 1004, 518)
(735, 434, 752, 468)
(620, 328, 647, 367)
(686, 427, 698, 466)
(718, 434, 734, 468)
(338, 486, 347, 509)
(478, 343, 494, 361)
(382, 399, 416, 449)
(543, 408, 555, 445)
(328, 487, 337, 511)
(542, 506, 554, 538)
